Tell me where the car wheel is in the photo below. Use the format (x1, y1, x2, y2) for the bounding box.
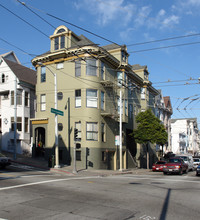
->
(163, 172, 167, 175)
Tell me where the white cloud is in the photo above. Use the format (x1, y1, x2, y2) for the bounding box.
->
(120, 28, 135, 41)
(74, 0, 136, 26)
(158, 9, 166, 17)
(171, 0, 200, 14)
(162, 15, 180, 26)
(134, 6, 152, 27)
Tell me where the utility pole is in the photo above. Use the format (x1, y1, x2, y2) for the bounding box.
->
(13, 75, 17, 160)
(54, 71, 60, 168)
(119, 89, 123, 171)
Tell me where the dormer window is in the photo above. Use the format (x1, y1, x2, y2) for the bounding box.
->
(54, 28, 66, 51)
(54, 37, 59, 50)
(144, 71, 148, 80)
(54, 35, 65, 50)
(122, 51, 127, 62)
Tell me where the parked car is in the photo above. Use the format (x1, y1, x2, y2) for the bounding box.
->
(175, 154, 194, 171)
(152, 160, 166, 172)
(0, 153, 11, 168)
(193, 158, 200, 170)
(163, 157, 188, 175)
(196, 164, 200, 176)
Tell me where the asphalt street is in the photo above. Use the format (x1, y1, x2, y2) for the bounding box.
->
(0, 164, 200, 220)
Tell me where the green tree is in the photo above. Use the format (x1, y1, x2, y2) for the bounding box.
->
(131, 109, 168, 169)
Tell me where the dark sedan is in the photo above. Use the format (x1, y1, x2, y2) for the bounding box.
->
(163, 157, 188, 175)
(152, 160, 166, 172)
(196, 164, 200, 176)
(0, 153, 11, 168)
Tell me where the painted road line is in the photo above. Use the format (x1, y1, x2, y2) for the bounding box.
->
(0, 176, 100, 191)
(111, 175, 200, 184)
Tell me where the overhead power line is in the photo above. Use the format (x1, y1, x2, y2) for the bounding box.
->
(129, 41, 200, 53)
(0, 3, 48, 38)
(0, 37, 36, 57)
(15, 0, 119, 46)
(127, 32, 200, 47)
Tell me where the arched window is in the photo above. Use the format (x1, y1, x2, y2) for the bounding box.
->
(56, 28, 65, 34)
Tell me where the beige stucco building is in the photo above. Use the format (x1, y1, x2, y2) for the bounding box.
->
(31, 25, 159, 170)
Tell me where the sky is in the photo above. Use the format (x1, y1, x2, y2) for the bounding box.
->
(1, 0, 200, 125)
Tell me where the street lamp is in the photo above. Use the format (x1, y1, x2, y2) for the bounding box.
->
(38, 62, 60, 168)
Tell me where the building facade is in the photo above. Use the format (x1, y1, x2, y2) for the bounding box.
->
(170, 118, 200, 155)
(155, 91, 173, 156)
(31, 25, 160, 170)
(0, 51, 36, 154)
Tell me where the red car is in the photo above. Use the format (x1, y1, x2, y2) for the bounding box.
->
(163, 157, 188, 175)
(152, 160, 166, 172)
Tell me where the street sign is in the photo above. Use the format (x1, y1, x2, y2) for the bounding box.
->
(51, 108, 64, 116)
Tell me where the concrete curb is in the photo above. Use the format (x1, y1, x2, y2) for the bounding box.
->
(10, 159, 154, 177)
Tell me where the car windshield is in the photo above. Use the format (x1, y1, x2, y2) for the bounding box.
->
(156, 161, 166, 164)
(169, 158, 181, 163)
(176, 156, 187, 161)
(194, 158, 200, 162)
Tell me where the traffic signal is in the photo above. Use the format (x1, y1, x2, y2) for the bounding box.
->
(74, 128, 78, 140)
(86, 147, 90, 156)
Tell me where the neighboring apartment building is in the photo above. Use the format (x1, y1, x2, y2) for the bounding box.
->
(170, 118, 200, 155)
(0, 51, 36, 154)
(31, 25, 159, 170)
(155, 91, 173, 155)
(132, 64, 160, 168)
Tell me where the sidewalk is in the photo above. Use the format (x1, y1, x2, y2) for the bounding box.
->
(3, 151, 153, 177)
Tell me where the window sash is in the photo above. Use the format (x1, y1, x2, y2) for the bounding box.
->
(86, 59, 97, 76)
(101, 91, 105, 110)
(101, 123, 105, 142)
(41, 66, 46, 82)
(75, 90, 81, 107)
(25, 117, 28, 133)
(11, 91, 14, 105)
(86, 89, 97, 108)
(75, 60, 81, 77)
(41, 94, 46, 111)
(60, 35, 65, 49)
(101, 62, 105, 80)
(17, 91, 22, 105)
(54, 37, 59, 50)
(86, 122, 98, 141)
(25, 91, 29, 107)
(141, 88, 145, 100)
(11, 117, 22, 131)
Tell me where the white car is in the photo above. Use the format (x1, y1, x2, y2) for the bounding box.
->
(176, 154, 194, 171)
(193, 158, 200, 170)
